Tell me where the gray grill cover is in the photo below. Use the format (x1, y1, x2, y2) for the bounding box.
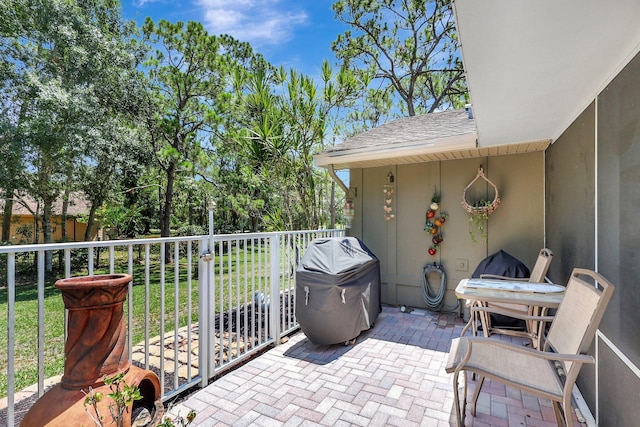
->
(295, 237, 381, 345)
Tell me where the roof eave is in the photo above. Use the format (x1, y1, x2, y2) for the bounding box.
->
(315, 133, 478, 169)
(316, 136, 552, 170)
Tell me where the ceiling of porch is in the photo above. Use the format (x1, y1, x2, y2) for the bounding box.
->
(453, 0, 640, 147)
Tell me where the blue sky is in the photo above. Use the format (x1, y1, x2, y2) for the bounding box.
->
(120, 0, 346, 78)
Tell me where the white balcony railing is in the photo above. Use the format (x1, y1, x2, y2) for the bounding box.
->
(0, 228, 345, 426)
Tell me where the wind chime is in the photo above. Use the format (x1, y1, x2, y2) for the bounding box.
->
(383, 186, 395, 220)
(383, 171, 395, 221)
(343, 198, 355, 228)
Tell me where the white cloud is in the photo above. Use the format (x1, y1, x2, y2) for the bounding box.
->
(133, 0, 165, 6)
(196, 0, 308, 46)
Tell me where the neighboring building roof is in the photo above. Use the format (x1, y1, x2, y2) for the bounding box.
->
(0, 192, 92, 216)
(315, 109, 549, 170)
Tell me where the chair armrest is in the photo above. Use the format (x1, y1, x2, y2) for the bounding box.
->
(479, 274, 530, 281)
(470, 306, 555, 323)
(450, 336, 595, 371)
(466, 336, 594, 362)
(446, 337, 467, 373)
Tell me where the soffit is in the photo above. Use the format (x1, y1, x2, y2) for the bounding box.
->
(452, 0, 640, 146)
(317, 139, 550, 170)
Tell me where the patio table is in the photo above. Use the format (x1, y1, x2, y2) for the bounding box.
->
(456, 278, 565, 349)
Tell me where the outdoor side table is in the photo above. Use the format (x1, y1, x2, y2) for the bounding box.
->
(455, 278, 565, 349)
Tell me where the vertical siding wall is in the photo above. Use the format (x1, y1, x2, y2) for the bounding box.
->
(348, 152, 544, 310)
(545, 103, 596, 283)
(546, 50, 640, 427)
(596, 50, 640, 427)
(545, 103, 598, 409)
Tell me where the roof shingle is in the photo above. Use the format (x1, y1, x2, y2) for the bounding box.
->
(325, 109, 476, 153)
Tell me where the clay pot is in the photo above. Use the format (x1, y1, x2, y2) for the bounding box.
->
(21, 274, 163, 426)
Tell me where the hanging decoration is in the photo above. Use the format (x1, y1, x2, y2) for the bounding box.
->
(424, 194, 448, 255)
(462, 167, 501, 243)
(343, 198, 355, 228)
(383, 185, 395, 221)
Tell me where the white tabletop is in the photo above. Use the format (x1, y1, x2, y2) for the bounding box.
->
(456, 278, 565, 308)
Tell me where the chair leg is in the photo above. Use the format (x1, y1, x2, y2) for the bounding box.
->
(452, 369, 463, 427)
(549, 400, 574, 427)
(472, 305, 479, 337)
(461, 318, 473, 336)
(528, 306, 549, 349)
(471, 375, 485, 417)
(462, 371, 468, 426)
(536, 307, 550, 350)
(477, 303, 491, 338)
(562, 395, 574, 427)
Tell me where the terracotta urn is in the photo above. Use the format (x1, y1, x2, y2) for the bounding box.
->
(21, 274, 163, 426)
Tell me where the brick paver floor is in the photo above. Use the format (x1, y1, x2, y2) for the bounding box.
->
(166, 306, 587, 427)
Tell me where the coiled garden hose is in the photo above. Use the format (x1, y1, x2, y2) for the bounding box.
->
(422, 263, 447, 311)
(421, 263, 459, 312)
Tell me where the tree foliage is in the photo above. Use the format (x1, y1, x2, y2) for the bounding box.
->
(332, 0, 468, 126)
(1, 1, 469, 242)
(141, 19, 262, 243)
(0, 0, 146, 257)
(230, 61, 352, 231)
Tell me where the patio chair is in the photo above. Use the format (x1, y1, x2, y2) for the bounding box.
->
(446, 268, 614, 427)
(462, 248, 554, 345)
(479, 248, 553, 283)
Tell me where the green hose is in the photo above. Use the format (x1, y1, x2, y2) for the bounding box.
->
(422, 263, 447, 311)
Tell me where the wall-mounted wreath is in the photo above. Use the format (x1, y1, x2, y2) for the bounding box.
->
(424, 194, 448, 255)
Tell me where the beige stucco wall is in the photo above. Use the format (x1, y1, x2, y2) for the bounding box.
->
(348, 152, 545, 311)
(1, 215, 93, 243)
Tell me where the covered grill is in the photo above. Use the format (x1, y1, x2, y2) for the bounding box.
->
(295, 237, 381, 345)
(470, 249, 530, 329)
(471, 249, 530, 279)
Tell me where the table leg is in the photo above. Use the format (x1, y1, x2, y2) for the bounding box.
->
(478, 301, 491, 337)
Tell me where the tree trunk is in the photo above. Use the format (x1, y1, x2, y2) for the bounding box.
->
(188, 188, 195, 227)
(32, 207, 40, 270)
(162, 162, 176, 263)
(296, 183, 313, 230)
(33, 203, 40, 244)
(84, 203, 98, 241)
(59, 191, 69, 271)
(2, 190, 14, 242)
(42, 199, 53, 243)
(283, 183, 293, 231)
(61, 187, 69, 242)
(42, 198, 53, 272)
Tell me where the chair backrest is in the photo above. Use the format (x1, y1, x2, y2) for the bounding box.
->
(527, 248, 553, 283)
(546, 268, 614, 362)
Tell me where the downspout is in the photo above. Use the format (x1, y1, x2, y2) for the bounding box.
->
(328, 164, 349, 194)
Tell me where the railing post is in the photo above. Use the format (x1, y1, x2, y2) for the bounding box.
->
(198, 240, 209, 387)
(198, 201, 216, 387)
(270, 234, 281, 344)
(7, 252, 15, 427)
(37, 250, 45, 397)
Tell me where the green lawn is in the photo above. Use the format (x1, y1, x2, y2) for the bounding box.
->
(0, 241, 283, 399)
